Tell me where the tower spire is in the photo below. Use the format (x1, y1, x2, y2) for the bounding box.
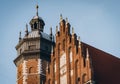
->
(36, 4, 39, 16)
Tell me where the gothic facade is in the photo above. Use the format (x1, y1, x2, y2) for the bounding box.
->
(46, 17, 94, 84)
(14, 5, 120, 84)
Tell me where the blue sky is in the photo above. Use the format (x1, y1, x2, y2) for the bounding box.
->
(0, 0, 120, 84)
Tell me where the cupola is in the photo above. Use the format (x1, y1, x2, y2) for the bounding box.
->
(30, 5, 45, 32)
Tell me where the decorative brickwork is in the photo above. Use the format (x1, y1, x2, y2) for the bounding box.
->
(46, 17, 94, 84)
(14, 6, 120, 84)
(14, 5, 54, 84)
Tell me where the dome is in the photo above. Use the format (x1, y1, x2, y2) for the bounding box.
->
(29, 5, 45, 32)
(29, 15, 45, 32)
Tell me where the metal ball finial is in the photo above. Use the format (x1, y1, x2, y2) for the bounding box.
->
(36, 5, 39, 9)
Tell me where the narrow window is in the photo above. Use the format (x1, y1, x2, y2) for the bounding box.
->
(82, 74, 87, 83)
(34, 22, 37, 29)
(63, 40, 65, 51)
(84, 58, 86, 67)
(75, 60, 80, 82)
(29, 67, 34, 73)
(58, 43, 60, 56)
(76, 41, 78, 54)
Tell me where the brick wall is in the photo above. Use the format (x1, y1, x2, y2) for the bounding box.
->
(46, 17, 93, 84)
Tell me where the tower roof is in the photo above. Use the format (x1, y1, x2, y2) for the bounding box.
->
(29, 5, 45, 32)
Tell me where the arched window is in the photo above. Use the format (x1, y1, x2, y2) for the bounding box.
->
(34, 22, 37, 29)
(29, 67, 35, 73)
(82, 73, 87, 83)
(76, 60, 79, 77)
(77, 77, 80, 84)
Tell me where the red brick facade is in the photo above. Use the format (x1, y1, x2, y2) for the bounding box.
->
(26, 58, 39, 84)
(46, 17, 94, 84)
(14, 5, 53, 84)
(14, 6, 120, 84)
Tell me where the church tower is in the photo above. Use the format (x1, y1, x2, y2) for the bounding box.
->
(14, 5, 54, 84)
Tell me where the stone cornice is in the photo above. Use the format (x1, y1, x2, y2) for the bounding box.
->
(15, 37, 40, 50)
